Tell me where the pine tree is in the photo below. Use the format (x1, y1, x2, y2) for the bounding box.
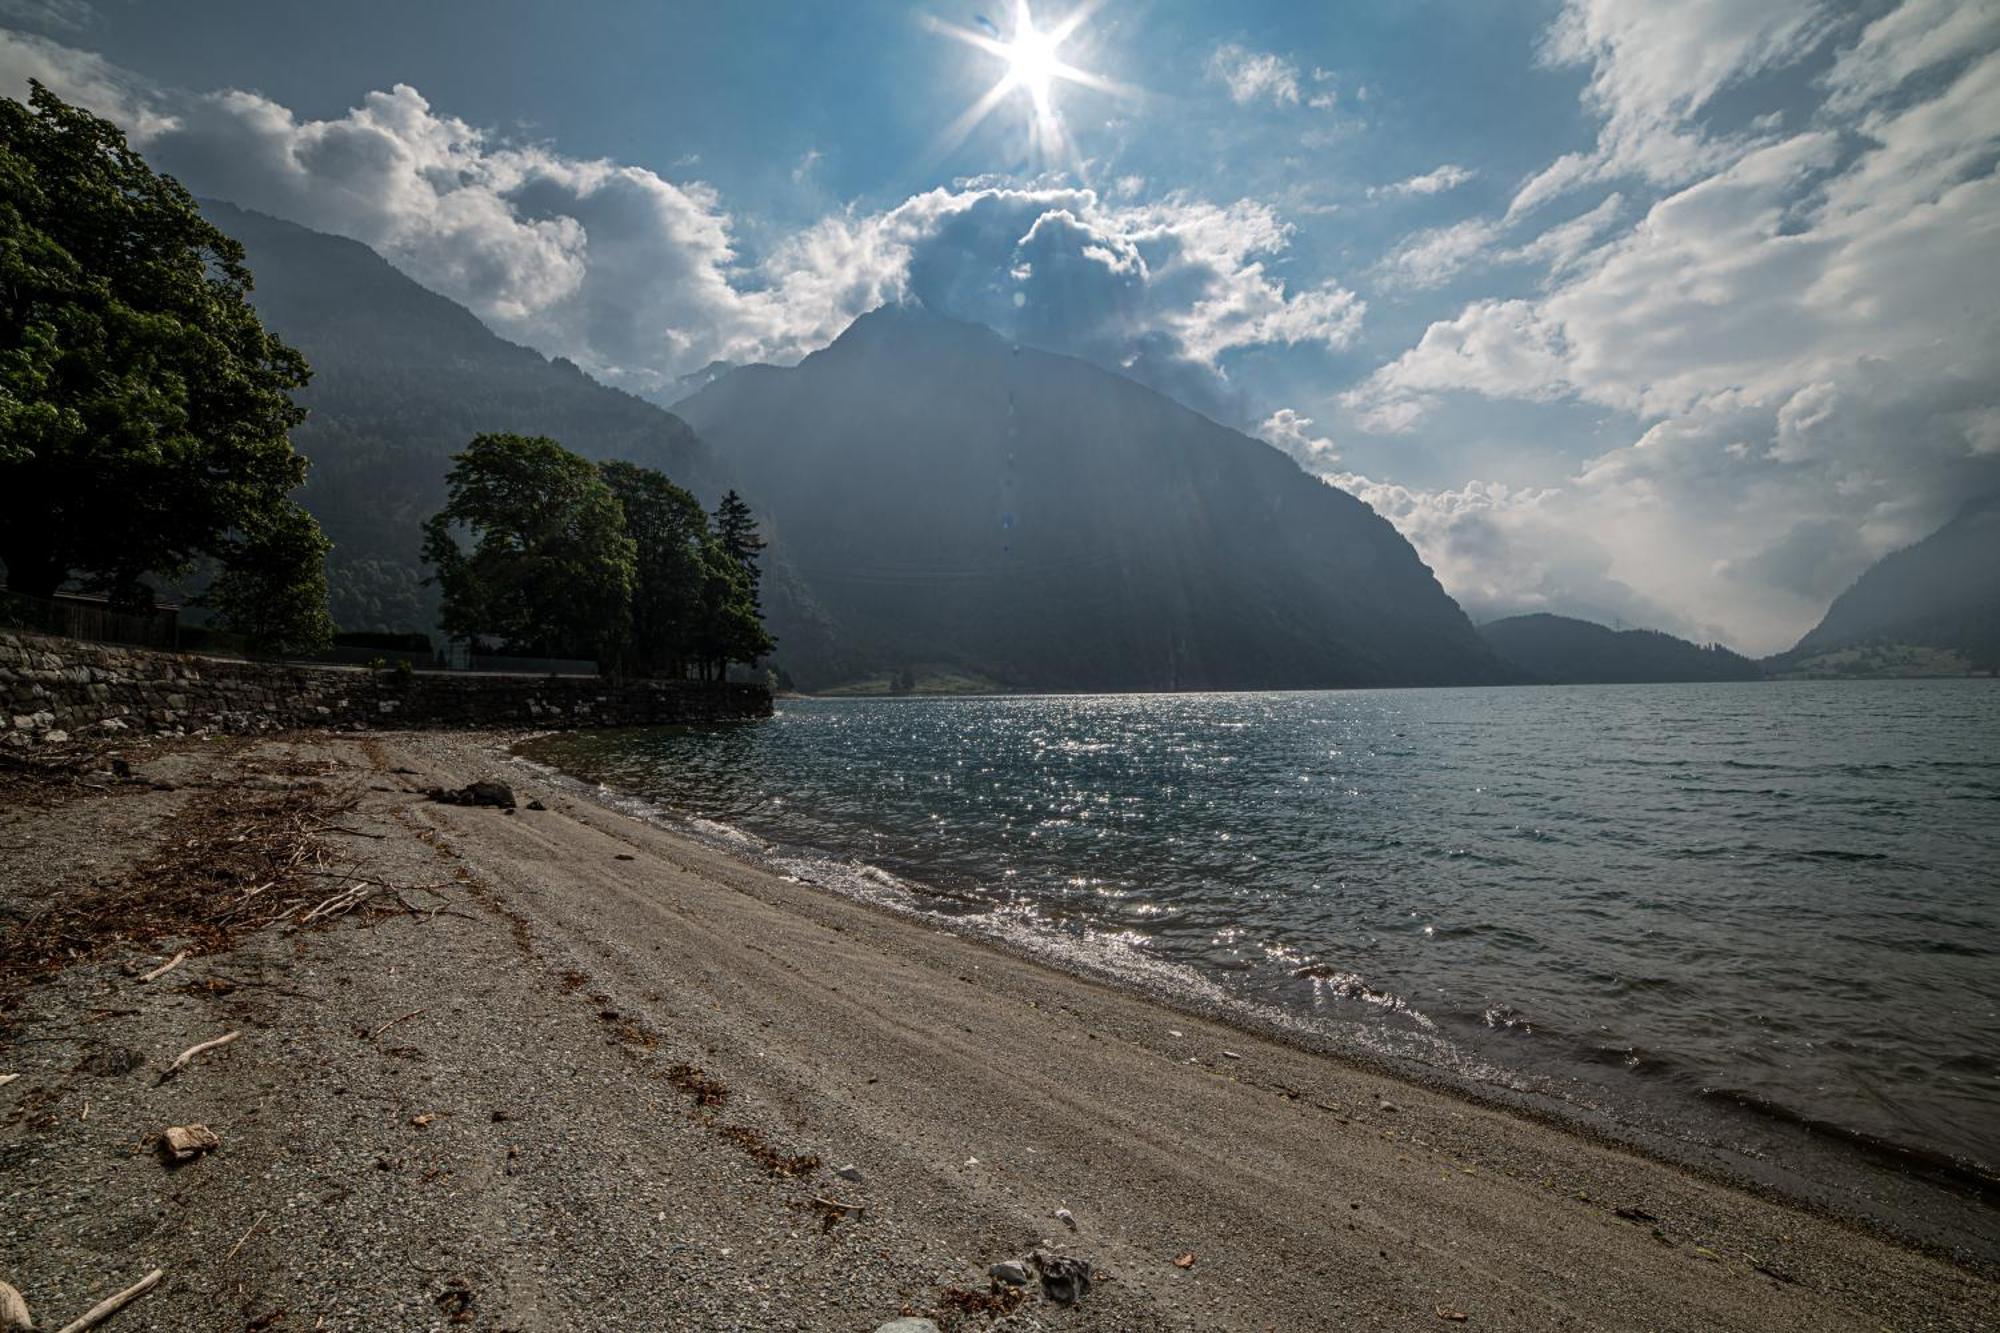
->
(711, 490, 767, 612)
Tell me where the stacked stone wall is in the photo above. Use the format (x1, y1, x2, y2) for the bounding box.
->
(0, 633, 770, 741)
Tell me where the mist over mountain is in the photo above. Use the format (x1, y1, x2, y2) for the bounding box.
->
(1478, 614, 1762, 685)
(205, 202, 715, 633)
(1773, 496, 2000, 674)
(677, 305, 1510, 691)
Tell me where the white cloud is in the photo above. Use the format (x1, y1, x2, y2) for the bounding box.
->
(1500, 192, 1624, 273)
(1206, 44, 1301, 107)
(1511, 0, 1835, 216)
(1371, 163, 1475, 198)
(1258, 408, 1339, 467)
(1344, 0, 2000, 652)
(1822, 0, 2000, 113)
(0, 34, 1362, 409)
(1373, 218, 1502, 290)
(0, 26, 170, 135)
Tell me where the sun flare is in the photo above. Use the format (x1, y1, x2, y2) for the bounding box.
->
(923, 0, 1128, 169)
(1002, 18, 1061, 106)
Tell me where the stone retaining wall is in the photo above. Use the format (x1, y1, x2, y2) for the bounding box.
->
(0, 632, 771, 742)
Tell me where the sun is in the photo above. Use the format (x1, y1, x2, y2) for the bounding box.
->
(923, 0, 1130, 169)
(1002, 17, 1062, 107)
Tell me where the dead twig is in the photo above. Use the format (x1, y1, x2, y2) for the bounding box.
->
(224, 1210, 269, 1264)
(370, 1009, 425, 1042)
(158, 1030, 239, 1084)
(50, 1268, 163, 1333)
(137, 950, 188, 983)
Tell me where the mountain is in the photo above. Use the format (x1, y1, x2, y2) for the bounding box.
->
(202, 201, 724, 635)
(1771, 497, 2000, 676)
(676, 304, 1511, 691)
(1478, 613, 1762, 685)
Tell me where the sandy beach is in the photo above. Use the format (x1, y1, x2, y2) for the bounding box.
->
(1, 729, 1992, 1331)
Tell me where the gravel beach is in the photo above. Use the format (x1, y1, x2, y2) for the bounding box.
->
(0, 730, 1992, 1331)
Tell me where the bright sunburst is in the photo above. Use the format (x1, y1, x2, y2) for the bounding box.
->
(924, 0, 1127, 168)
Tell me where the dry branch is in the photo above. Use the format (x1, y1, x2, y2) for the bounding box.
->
(224, 1210, 269, 1264)
(137, 950, 187, 983)
(158, 1030, 238, 1083)
(370, 1009, 425, 1041)
(51, 1267, 163, 1333)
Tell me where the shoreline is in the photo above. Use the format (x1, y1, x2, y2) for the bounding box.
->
(513, 731, 2000, 1276)
(1, 728, 1992, 1330)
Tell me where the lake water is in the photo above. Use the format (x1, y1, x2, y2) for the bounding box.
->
(523, 680, 2000, 1258)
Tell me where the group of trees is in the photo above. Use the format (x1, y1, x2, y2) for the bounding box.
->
(1, 81, 332, 654)
(422, 434, 771, 679)
(2, 85, 771, 678)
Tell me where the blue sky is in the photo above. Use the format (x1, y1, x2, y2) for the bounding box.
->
(4, 0, 1997, 652)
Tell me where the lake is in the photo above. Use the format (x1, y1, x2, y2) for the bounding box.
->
(523, 679, 2000, 1259)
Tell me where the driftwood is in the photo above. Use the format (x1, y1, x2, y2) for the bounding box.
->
(51, 1268, 163, 1333)
(160, 1124, 220, 1162)
(0, 1073, 19, 1088)
(0, 1280, 31, 1333)
(158, 1030, 239, 1083)
(138, 950, 188, 983)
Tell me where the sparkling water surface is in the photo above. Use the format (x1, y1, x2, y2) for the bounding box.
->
(526, 680, 2000, 1242)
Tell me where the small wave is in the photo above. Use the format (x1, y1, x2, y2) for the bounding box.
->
(1701, 1087, 2000, 1200)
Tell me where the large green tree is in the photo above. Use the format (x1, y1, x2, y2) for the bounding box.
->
(0, 83, 330, 649)
(598, 460, 711, 678)
(421, 434, 635, 666)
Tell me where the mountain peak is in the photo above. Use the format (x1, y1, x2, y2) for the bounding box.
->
(819, 302, 1010, 358)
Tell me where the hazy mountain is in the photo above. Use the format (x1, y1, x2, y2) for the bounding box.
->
(1479, 613, 1762, 685)
(203, 202, 734, 636)
(667, 360, 739, 403)
(677, 304, 1511, 691)
(1772, 496, 2000, 675)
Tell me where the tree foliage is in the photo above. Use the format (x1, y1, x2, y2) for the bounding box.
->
(0, 83, 331, 651)
(712, 489, 767, 611)
(600, 460, 711, 678)
(423, 436, 771, 678)
(421, 434, 635, 664)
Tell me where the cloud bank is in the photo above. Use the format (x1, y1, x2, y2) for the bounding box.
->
(1331, 0, 2000, 652)
(0, 32, 1362, 415)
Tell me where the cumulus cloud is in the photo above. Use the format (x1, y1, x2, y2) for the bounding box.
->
(1257, 408, 1339, 468)
(0, 32, 1361, 410)
(1343, 0, 2000, 652)
(1206, 44, 1301, 107)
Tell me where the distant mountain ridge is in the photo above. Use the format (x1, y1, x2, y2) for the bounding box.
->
(1771, 496, 2000, 675)
(677, 304, 1512, 691)
(1478, 613, 1762, 685)
(202, 200, 719, 634)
